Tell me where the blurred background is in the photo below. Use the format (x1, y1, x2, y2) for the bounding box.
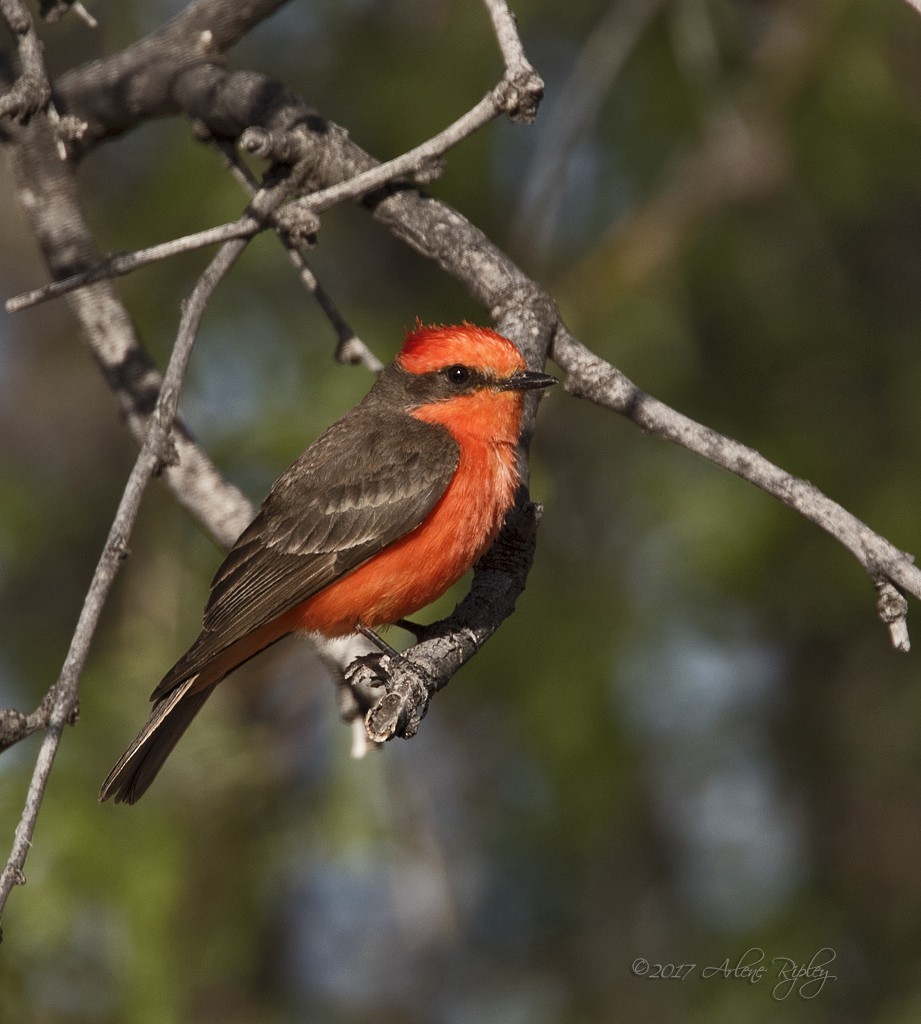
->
(2, 0, 921, 1021)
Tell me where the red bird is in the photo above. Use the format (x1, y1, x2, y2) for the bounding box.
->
(100, 323, 556, 803)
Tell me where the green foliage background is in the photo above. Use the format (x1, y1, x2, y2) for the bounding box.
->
(2, 1, 921, 1021)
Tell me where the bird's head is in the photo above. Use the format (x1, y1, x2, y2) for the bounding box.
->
(395, 322, 555, 397)
(381, 322, 556, 442)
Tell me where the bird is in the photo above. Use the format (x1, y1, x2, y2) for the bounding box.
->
(100, 323, 556, 803)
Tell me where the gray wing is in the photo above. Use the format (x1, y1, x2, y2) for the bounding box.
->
(152, 407, 458, 699)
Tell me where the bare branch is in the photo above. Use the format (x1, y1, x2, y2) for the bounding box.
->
(5, 214, 261, 313)
(481, 0, 544, 122)
(202, 133, 383, 372)
(349, 495, 543, 740)
(1, 0, 914, 896)
(6, 116, 255, 546)
(7, 67, 527, 315)
(551, 324, 921, 647)
(0, 202, 260, 917)
(54, 0, 292, 149)
(0, 0, 51, 120)
(277, 238, 383, 373)
(0, 691, 55, 749)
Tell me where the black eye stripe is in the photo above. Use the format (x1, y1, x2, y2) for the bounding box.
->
(393, 363, 495, 407)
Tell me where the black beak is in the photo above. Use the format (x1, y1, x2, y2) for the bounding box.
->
(498, 370, 558, 392)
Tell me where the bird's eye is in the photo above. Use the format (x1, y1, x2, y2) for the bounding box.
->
(444, 364, 470, 385)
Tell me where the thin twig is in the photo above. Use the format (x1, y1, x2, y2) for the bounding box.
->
(71, 4, 96, 28)
(0, 239, 250, 920)
(481, 0, 544, 121)
(0, 0, 51, 115)
(5, 215, 260, 312)
(0, 181, 281, 921)
(205, 133, 383, 372)
(551, 324, 919, 648)
(7, 67, 536, 315)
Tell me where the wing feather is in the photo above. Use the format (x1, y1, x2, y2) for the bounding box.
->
(152, 405, 458, 699)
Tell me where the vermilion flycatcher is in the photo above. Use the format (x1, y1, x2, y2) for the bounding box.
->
(100, 323, 556, 803)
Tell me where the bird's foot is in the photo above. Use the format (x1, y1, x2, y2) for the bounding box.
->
(343, 646, 430, 744)
(356, 622, 400, 656)
(343, 649, 392, 714)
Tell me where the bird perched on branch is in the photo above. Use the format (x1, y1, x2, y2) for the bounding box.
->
(101, 323, 556, 804)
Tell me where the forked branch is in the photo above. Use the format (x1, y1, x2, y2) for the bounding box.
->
(0, 0, 547, 929)
(1, 0, 916, 938)
(0, 224, 258, 918)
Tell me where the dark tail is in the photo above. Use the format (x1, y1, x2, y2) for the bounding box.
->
(99, 678, 214, 804)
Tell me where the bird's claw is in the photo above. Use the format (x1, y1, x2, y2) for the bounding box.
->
(344, 651, 391, 712)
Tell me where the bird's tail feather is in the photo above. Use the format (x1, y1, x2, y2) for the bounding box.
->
(99, 677, 214, 804)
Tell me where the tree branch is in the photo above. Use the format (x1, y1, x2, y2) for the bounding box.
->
(13, 0, 910, 741)
(201, 132, 383, 372)
(0, 0, 551, 930)
(0, 189, 264, 920)
(5, 114, 254, 547)
(5, 215, 261, 312)
(550, 324, 919, 649)
(481, 0, 544, 122)
(7, 57, 542, 315)
(0, 0, 54, 128)
(52, 0, 292, 149)
(0, 0, 914, 915)
(347, 495, 544, 741)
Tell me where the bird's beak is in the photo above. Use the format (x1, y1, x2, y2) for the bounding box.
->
(498, 370, 558, 392)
